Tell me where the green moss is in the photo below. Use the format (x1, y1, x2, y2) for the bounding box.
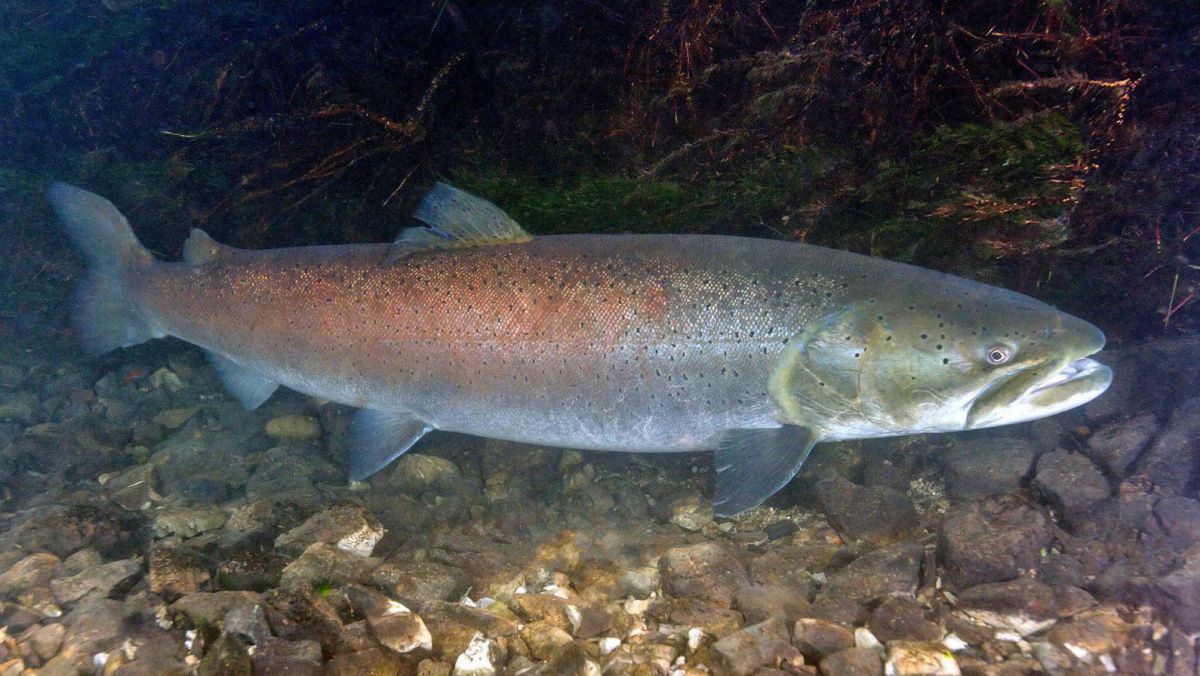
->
(852, 112, 1085, 261)
(455, 145, 847, 237)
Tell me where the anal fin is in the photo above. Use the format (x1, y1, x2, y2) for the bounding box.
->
(349, 409, 432, 480)
(207, 351, 279, 409)
(712, 425, 817, 517)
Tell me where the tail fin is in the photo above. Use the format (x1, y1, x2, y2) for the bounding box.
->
(47, 182, 159, 354)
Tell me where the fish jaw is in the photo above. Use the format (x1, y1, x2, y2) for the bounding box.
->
(965, 355, 1112, 429)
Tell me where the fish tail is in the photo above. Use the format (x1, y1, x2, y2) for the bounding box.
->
(47, 182, 158, 354)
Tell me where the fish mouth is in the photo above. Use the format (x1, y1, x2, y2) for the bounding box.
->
(966, 356, 1113, 430)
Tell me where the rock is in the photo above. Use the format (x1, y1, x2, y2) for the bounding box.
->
(417, 600, 518, 661)
(452, 631, 501, 675)
(10, 503, 144, 560)
(27, 622, 65, 661)
(663, 495, 712, 531)
(197, 633, 252, 676)
(816, 477, 919, 546)
(1152, 545, 1200, 633)
(249, 637, 323, 676)
(1032, 449, 1110, 525)
(618, 567, 659, 599)
(543, 641, 601, 675)
(274, 503, 384, 558)
(1044, 605, 1130, 659)
(511, 593, 572, 632)
(325, 648, 407, 675)
(954, 578, 1057, 637)
(1156, 495, 1200, 551)
(279, 542, 380, 590)
(884, 641, 960, 675)
(867, 596, 940, 642)
(939, 495, 1051, 588)
(763, 520, 799, 542)
(103, 463, 160, 511)
(648, 598, 743, 638)
(792, 618, 855, 661)
(264, 415, 322, 440)
(939, 437, 1034, 501)
(371, 559, 470, 602)
(1134, 396, 1200, 495)
(0, 553, 63, 598)
(217, 499, 308, 551)
(659, 542, 749, 606)
(819, 647, 883, 675)
(1084, 413, 1157, 477)
(244, 446, 338, 510)
(171, 591, 262, 627)
(60, 549, 102, 576)
(711, 618, 804, 676)
(732, 584, 811, 624)
(520, 619, 573, 660)
(152, 411, 252, 503)
(152, 505, 229, 539)
(148, 544, 211, 599)
(50, 558, 140, 604)
(223, 600, 272, 645)
(262, 588, 347, 654)
(816, 541, 923, 607)
(346, 585, 434, 654)
(385, 453, 463, 495)
(58, 598, 124, 661)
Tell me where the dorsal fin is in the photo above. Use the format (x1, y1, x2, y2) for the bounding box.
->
(388, 183, 532, 260)
(183, 228, 233, 265)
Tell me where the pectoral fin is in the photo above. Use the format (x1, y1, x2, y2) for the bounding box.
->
(712, 425, 817, 517)
(348, 409, 432, 480)
(206, 352, 279, 409)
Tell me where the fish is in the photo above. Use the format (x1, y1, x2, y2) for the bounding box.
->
(47, 181, 1113, 515)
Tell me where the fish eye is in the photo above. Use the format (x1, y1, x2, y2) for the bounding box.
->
(985, 345, 1012, 365)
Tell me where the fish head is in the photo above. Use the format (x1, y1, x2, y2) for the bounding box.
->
(769, 274, 1112, 439)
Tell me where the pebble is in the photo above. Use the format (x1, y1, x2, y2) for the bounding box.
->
(0, 553, 63, 598)
(385, 453, 463, 495)
(264, 415, 322, 440)
(618, 567, 659, 600)
(816, 476, 919, 546)
(664, 495, 713, 531)
(27, 622, 66, 661)
(452, 632, 501, 675)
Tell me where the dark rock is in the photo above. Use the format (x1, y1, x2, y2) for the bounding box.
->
(274, 503, 385, 558)
(748, 550, 816, 595)
(345, 584, 433, 654)
(955, 578, 1058, 636)
(216, 549, 285, 592)
(1155, 496, 1200, 550)
(244, 446, 337, 511)
(50, 558, 141, 605)
(543, 641, 600, 675)
(148, 544, 211, 599)
(711, 618, 804, 676)
(1044, 605, 1130, 658)
(263, 588, 349, 655)
(196, 633, 251, 676)
(867, 596, 940, 642)
(792, 618, 855, 661)
(1038, 553, 1085, 589)
(417, 600, 518, 661)
(816, 477, 919, 546)
(171, 591, 262, 627)
(617, 567, 659, 600)
(1084, 412, 1158, 477)
(819, 647, 882, 675)
(647, 598, 743, 638)
(1133, 396, 1200, 496)
(223, 600, 272, 645)
(1152, 545, 1200, 633)
(105, 632, 189, 676)
(816, 541, 923, 607)
(807, 593, 866, 627)
(939, 495, 1051, 588)
(58, 598, 124, 662)
(659, 542, 749, 606)
(519, 620, 572, 660)
(733, 584, 811, 624)
(940, 436, 1034, 501)
(152, 411, 253, 503)
(27, 622, 65, 661)
(764, 520, 799, 542)
(249, 637, 323, 676)
(216, 499, 308, 551)
(1032, 449, 1110, 525)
